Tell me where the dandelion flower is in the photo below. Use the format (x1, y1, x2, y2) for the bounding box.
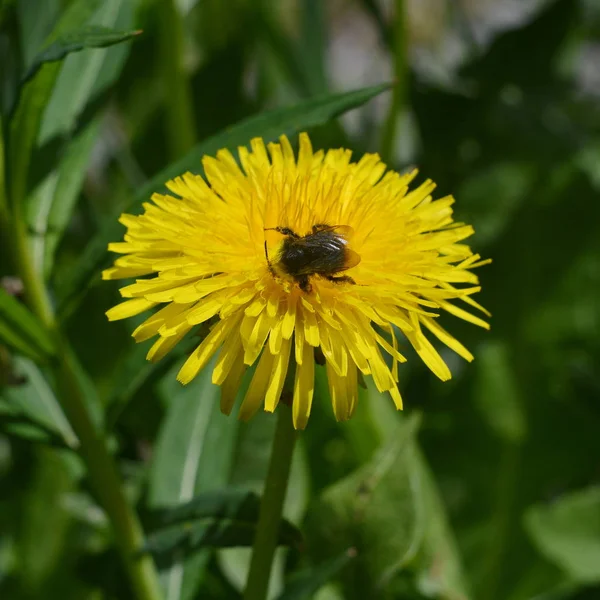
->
(104, 133, 489, 429)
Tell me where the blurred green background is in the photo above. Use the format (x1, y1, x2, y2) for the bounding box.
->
(1, 0, 599, 599)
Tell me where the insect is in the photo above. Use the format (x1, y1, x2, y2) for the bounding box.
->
(264, 223, 361, 293)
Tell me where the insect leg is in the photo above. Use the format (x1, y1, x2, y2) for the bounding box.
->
(325, 274, 356, 286)
(264, 226, 300, 238)
(298, 275, 312, 293)
(264, 240, 275, 275)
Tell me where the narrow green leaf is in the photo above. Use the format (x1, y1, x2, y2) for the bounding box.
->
(25, 1, 139, 278)
(276, 550, 355, 600)
(148, 359, 238, 600)
(143, 518, 300, 567)
(7, 0, 103, 207)
(525, 487, 600, 584)
(0, 6, 21, 120)
(39, 118, 101, 278)
(56, 82, 392, 314)
(143, 489, 302, 566)
(148, 489, 258, 527)
(0, 401, 71, 448)
(21, 26, 141, 84)
(1, 356, 78, 448)
(0, 288, 55, 360)
(38, 0, 138, 146)
(299, 0, 328, 96)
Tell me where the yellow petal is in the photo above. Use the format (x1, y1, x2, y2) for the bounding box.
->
(106, 298, 158, 321)
(292, 342, 314, 430)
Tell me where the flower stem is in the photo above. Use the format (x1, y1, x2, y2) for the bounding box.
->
(244, 406, 297, 600)
(380, 0, 407, 165)
(9, 197, 163, 600)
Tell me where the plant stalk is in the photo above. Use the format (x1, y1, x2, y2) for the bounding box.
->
(380, 0, 407, 165)
(9, 191, 163, 600)
(243, 406, 297, 600)
(157, 0, 196, 159)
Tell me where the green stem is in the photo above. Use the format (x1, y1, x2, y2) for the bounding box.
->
(244, 406, 297, 600)
(10, 195, 163, 600)
(55, 340, 163, 600)
(0, 114, 11, 247)
(157, 0, 196, 159)
(380, 0, 407, 165)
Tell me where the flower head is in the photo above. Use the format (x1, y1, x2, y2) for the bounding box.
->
(104, 133, 489, 429)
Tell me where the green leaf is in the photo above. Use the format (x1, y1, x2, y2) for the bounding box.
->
(148, 358, 238, 600)
(299, 0, 328, 96)
(0, 288, 55, 361)
(37, 0, 138, 146)
(25, 1, 140, 278)
(276, 549, 355, 600)
(21, 26, 141, 84)
(56, 82, 392, 315)
(148, 489, 261, 527)
(1, 356, 78, 449)
(7, 0, 104, 207)
(306, 414, 424, 598)
(143, 489, 302, 566)
(473, 340, 527, 444)
(413, 449, 472, 600)
(525, 487, 600, 584)
(367, 388, 471, 600)
(42, 118, 101, 277)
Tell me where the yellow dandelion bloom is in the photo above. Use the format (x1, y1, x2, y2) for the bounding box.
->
(104, 133, 489, 429)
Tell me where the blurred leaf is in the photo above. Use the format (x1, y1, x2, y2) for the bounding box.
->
(414, 450, 471, 600)
(21, 25, 141, 84)
(525, 487, 600, 584)
(456, 163, 535, 248)
(365, 390, 472, 600)
(16, 0, 60, 68)
(1, 356, 78, 448)
(0, 288, 55, 361)
(7, 0, 103, 206)
(148, 488, 261, 527)
(0, 5, 20, 120)
(26, 118, 101, 279)
(473, 340, 527, 444)
(56, 82, 392, 315)
(38, 0, 137, 146)
(144, 489, 302, 567)
(14, 448, 74, 594)
(148, 359, 238, 600)
(306, 414, 423, 598)
(277, 549, 355, 600)
(0, 400, 71, 448)
(42, 118, 101, 278)
(298, 0, 328, 96)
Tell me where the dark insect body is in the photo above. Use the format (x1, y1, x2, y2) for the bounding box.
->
(264, 224, 361, 293)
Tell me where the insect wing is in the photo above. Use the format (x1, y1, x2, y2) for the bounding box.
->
(342, 247, 361, 270)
